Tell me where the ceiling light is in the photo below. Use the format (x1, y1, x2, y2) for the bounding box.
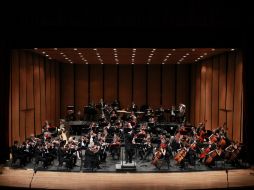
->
(116, 62, 119, 65)
(230, 49, 235, 51)
(86, 62, 88, 65)
(183, 55, 186, 58)
(45, 54, 49, 57)
(113, 48, 117, 51)
(78, 52, 82, 55)
(49, 57, 52, 60)
(63, 55, 66, 57)
(60, 52, 64, 55)
(133, 49, 136, 51)
(200, 55, 203, 58)
(54, 48, 58, 50)
(65, 57, 68, 60)
(74, 48, 77, 51)
(186, 53, 189, 55)
(42, 51, 46, 54)
(192, 49, 195, 51)
(101, 63, 104, 65)
(152, 49, 156, 51)
(172, 49, 176, 51)
(93, 48, 97, 51)
(147, 62, 149, 65)
(204, 53, 207, 55)
(211, 48, 215, 51)
(34, 48, 38, 50)
(162, 62, 165, 65)
(132, 62, 134, 64)
(177, 62, 180, 64)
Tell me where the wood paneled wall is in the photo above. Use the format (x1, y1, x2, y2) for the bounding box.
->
(190, 51, 243, 142)
(9, 50, 243, 144)
(9, 50, 60, 145)
(60, 64, 190, 120)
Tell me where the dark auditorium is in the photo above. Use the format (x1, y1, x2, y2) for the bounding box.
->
(0, 2, 254, 190)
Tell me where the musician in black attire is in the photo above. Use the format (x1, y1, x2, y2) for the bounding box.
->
(11, 141, 26, 167)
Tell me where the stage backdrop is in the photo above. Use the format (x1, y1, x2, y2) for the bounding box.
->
(8, 50, 243, 145)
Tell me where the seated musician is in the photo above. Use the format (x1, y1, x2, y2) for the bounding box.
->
(11, 141, 26, 167)
(110, 133, 121, 160)
(110, 110, 118, 124)
(142, 135, 153, 161)
(129, 111, 137, 126)
(84, 143, 101, 170)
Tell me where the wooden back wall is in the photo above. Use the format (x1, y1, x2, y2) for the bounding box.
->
(9, 50, 243, 145)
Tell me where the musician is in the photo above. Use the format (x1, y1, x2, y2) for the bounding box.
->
(130, 102, 138, 112)
(110, 133, 121, 160)
(110, 110, 118, 124)
(112, 99, 121, 110)
(11, 141, 26, 167)
(129, 111, 137, 126)
(84, 144, 101, 170)
(142, 136, 153, 161)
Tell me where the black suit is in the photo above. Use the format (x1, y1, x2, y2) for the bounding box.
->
(124, 133, 134, 163)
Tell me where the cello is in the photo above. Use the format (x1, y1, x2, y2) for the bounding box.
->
(151, 148, 163, 166)
(174, 147, 187, 164)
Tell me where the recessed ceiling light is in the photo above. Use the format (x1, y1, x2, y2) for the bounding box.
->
(131, 62, 134, 64)
(113, 48, 117, 51)
(42, 51, 46, 54)
(211, 48, 215, 51)
(172, 49, 176, 51)
(73, 48, 77, 51)
(63, 54, 66, 57)
(177, 62, 180, 64)
(101, 63, 104, 65)
(152, 49, 156, 51)
(93, 48, 97, 51)
(54, 48, 58, 50)
(200, 56, 203, 58)
(116, 62, 119, 65)
(183, 56, 186, 58)
(168, 53, 172, 56)
(78, 52, 82, 55)
(133, 49, 136, 51)
(34, 48, 38, 50)
(147, 62, 149, 65)
(45, 54, 49, 57)
(162, 62, 165, 65)
(204, 53, 207, 55)
(65, 57, 68, 60)
(192, 49, 195, 51)
(86, 62, 88, 65)
(186, 53, 189, 55)
(230, 48, 235, 51)
(60, 52, 64, 55)
(49, 57, 52, 60)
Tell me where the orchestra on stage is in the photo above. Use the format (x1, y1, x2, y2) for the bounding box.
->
(10, 99, 245, 171)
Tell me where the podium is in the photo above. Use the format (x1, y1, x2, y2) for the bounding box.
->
(116, 161, 137, 172)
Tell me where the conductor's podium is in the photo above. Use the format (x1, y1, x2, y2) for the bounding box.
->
(116, 161, 137, 172)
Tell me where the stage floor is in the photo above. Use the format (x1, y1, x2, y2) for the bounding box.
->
(0, 166, 254, 190)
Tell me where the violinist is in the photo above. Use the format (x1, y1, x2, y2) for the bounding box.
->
(110, 133, 121, 160)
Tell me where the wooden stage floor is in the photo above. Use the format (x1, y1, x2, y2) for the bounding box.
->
(1, 166, 254, 190)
